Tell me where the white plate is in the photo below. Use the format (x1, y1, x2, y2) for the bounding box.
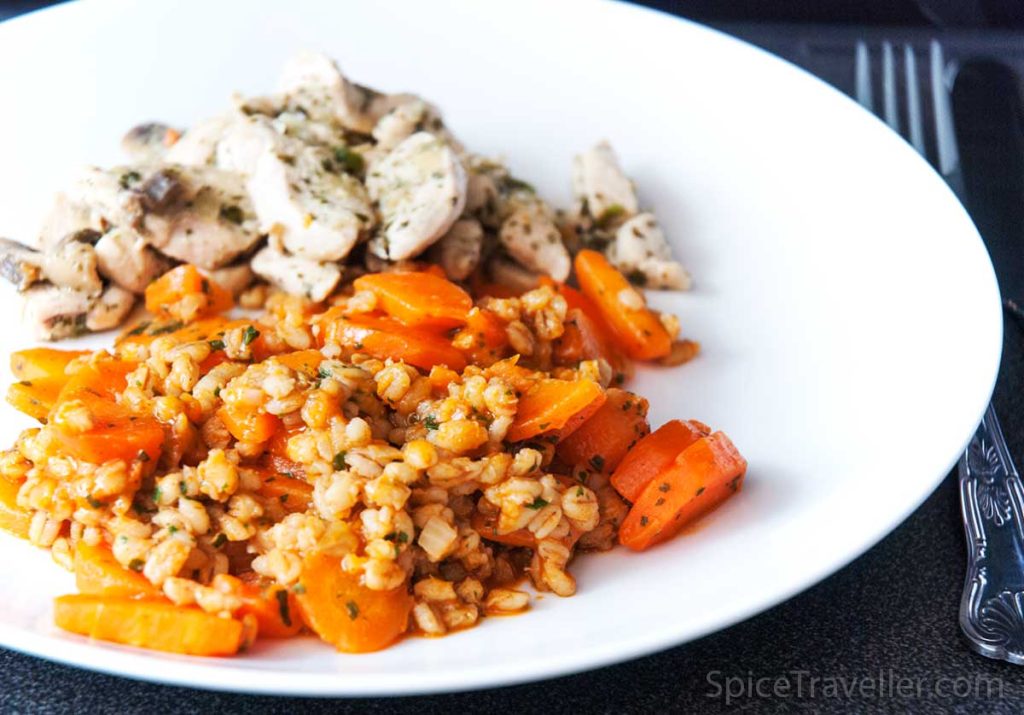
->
(0, 0, 1001, 696)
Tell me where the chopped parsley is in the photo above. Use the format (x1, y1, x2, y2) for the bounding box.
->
(219, 204, 244, 225)
(212, 533, 227, 548)
(153, 486, 162, 502)
(137, 450, 151, 463)
(695, 486, 705, 496)
(118, 170, 141, 189)
(279, 494, 289, 504)
(397, 531, 409, 544)
(506, 177, 535, 193)
(589, 454, 605, 472)
(423, 416, 440, 431)
(596, 203, 626, 227)
(292, 583, 307, 595)
(526, 497, 549, 510)
(332, 146, 365, 175)
(275, 589, 292, 627)
(576, 486, 584, 497)
(149, 320, 185, 336)
(639, 515, 649, 527)
(332, 451, 347, 470)
(168, 525, 179, 535)
(179, 480, 188, 495)
(658, 482, 671, 493)
(317, 365, 332, 380)
(242, 325, 260, 346)
(345, 600, 360, 620)
(208, 339, 225, 351)
(127, 321, 151, 336)
(86, 496, 102, 509)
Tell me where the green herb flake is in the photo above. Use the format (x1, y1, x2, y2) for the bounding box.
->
(126, 321, 151, 336)
(658, 482, 671, 493)
(219, 204, 244, 225)
(506, 177, 536, 193)
(119, 170, 141, 189)
(275, 589, 293, 627)
(168, 525, 179, 535)
(242, 325, 260, 346)
(397, 531, 409, 544)
(346, 600, 360, 620)
(153, 486, 162, 502)
(128, 558, 144, 572)
(149, 320, 184, 336)
(137, 450, 151, 463)
(589, 454, 605, 472)
(208, 339, 225, 351)
(639, 515, 649, 527)
(317, 365, 332, 379)
(179, 480, 188, 495)
(332, 146, 365, 175)
(655, 497, 665, 506)
(423, 416, 440, 431)
(213, 386, 221, 398)
(279, 494, 289, 504)
(86, 496, 102, 509)
(576, 486, 584, 497)
(526, 497, 549, 510)
(695, 486, 705, 496)
(292, 583, 307, 595)
(597, 203, 626, 228)
(332, 451, 347, 470)
(212, 533, 227, 548)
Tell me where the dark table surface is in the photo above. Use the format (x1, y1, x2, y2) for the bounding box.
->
(3, 3, 1024, 713)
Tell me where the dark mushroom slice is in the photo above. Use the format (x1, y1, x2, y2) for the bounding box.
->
(121, 122, 179, 163)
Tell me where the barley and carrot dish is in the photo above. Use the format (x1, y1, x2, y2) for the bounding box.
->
(0, 53, 746, 656)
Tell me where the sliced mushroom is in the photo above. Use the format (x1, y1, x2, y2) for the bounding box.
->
(122, 122, 178, 163)
(487, 255, 542, 293)
(250, 245, 340, 302)
(464, 162, 504, 229)
(246, 142, 373, 262)
(571, 141, 639, 222)
(497, 192, 571, 281)
(366, 132, 466, 261)
(85, 285, 137, 332)
(430, 218, 483, 281)
(207, 262, 255, 296)
(20, 284, 94, 341)
(608, 213, 691, 290)
(94, 227, 173, 294)
(38, 193, 103, 252)
(0, 239, 43, 290)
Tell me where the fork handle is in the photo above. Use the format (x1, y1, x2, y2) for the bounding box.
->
(959, 404, 1024, 664)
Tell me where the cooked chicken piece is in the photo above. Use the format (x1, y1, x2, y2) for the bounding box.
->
(250, 245, 340, 302)
(608, 213, 691, 290)
(213, 114, 280, 176)
(85, 284, 136, 332)
(430, 218, 483, 281)
(122, 122, 178, 163)
(38, 193, 102, 251)
(0, 233, 102, 295)
(276, 51, 386, 135)
(94, 227, 173, 294)
(572, 141, 639, 222)
(371, 98, 463, 156)
(464, 167, 502, 229)
(139, 166, 262, 269)
(207, 262, 255, 296)
(366, 132, 466, 261)
(498, 192, 571, 281)
(65, 166, 146, 235)
(20, 284, 94, 341)
(164, 113, 238, 166)
(488, 255, 542, 293)
(246, 142, 372, 262)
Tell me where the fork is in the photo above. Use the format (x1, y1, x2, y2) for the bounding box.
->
(855, 40, 1024, 665)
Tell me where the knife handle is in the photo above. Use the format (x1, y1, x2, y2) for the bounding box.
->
(959, 404, 1024, 663)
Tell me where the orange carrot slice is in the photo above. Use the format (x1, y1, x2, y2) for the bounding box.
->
(0, 478, 30, 538)
(73, 541, 164, 599)
(257, 472, 313, 513)
(145, 264, 233, 318)
(353, 272, 472, 329)
(557, 388, 650, 474)
(217, 405, 280, 444)
(53, 594, 253, 656)
(238, 582, 303, 638)
(610, 419, 709, 502)
(295, 552, 412, 653)
(452, 307, 509, 365)
(317, 310, 467, 372)
(574, 250, 671, 360)
(10, 348, 87, 381)
(618, 431, 747, 551)
(6, 376, 64, 421)
(508, 378, 606, 442)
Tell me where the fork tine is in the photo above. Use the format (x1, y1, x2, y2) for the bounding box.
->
(855, 41, 873, 111)
(903, 44, 926, 156)
(881, 41, 900, 132)
(930, 40, 960, 178)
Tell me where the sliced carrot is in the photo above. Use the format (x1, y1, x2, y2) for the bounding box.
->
(353, 272, 472, 329)
(295, 552, 412, 653)
(144, 264, 233, 319)
(618, 431, 747, 551)
(428, 365, 460, 392)
(553, 308, 630, 375)
(53, 594, 253, 656)
(557, 388, 650, 474)
(238, 582, 303, 638)
(452, 307, 509, 366)
(508, 378, 606, 443)
(10, 348, 88, 381)
(610, 419, 709, 502)
(317, 309, 467, 372)
(73, 541, 164, 599)
(0, 478, 30, 538)
(56, 360, 137, 403)
(52, 387, 164, 465)
(486, 356, 543, 393)
(474, 282, 522, 299)
(117, 316, 232, 352)
(271, 349, 323, 378)
(257, 472, 313, 513)
(6, 376, 64, 421)
(574, 250, 671, 360)
(217, 405, 280, 444)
